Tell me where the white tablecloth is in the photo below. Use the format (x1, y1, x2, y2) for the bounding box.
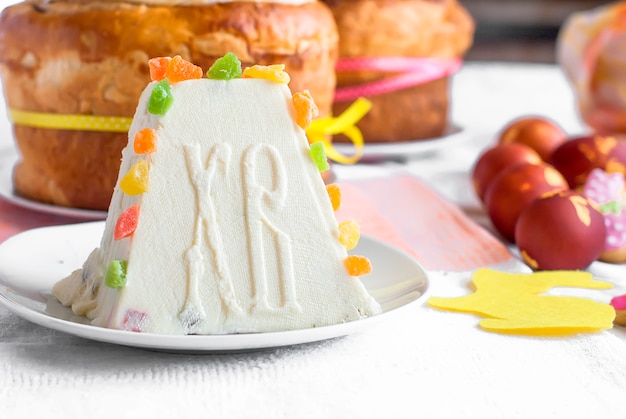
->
(0, 27, 625, 418)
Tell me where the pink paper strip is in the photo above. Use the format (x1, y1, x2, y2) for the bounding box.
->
(0, 200, 80, 243)
(336, 175, 512, 271)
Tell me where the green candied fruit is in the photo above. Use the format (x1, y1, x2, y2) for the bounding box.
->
(309, 141, 330, 172)
(148, 79, 174, 115)
(105, 259, 128, 289)
(207, 52, 242, 80)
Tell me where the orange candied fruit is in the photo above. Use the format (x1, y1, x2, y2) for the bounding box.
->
(242, 64, 290, 84)
(133, 128, 158, 154)
(148, 57, 172, 82)
(326, 183, 341, 211)
(344, 255, 372, 277)
(292, 90, 319, 130)
(338, 220, 360, 250)
(114, 204, 140, 241)
(165, 55, 203, 83)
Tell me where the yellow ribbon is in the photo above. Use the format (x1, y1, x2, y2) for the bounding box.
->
(10, 98, 372, 165)
(307, 97, 372, 165)
(9, 109, 132, 132)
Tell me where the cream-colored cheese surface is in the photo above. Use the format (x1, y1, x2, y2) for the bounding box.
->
(53, 77, 381, 335)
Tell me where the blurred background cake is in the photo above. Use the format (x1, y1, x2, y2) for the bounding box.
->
(322, 0, 475, 143)
(556, 1, 626, 135)
(0, 0, 338, 210)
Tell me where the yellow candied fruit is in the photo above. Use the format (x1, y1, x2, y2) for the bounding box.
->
(133, 128, 157, 154)
(120, 160, 150, 196)
(148, 57, 171, 81)
(292, 90, 319, 130)
(326, 183, 341, 211)
(242, 64, 290, 84)
(165, 55, 203, 83)
(344, 255, 372, 277)
(338, 220, 360, 250)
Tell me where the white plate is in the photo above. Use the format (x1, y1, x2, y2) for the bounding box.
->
(0, 222, 429, 353)
(0, 152, 107, 220)
(332, 124, 469, 162)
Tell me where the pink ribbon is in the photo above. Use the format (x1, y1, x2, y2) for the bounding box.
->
(334, 57, 462, 103)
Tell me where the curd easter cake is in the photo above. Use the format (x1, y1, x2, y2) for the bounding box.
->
(0, 0, 338, 211)
(52, 55, 381, 334)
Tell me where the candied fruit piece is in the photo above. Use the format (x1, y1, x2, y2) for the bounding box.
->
(120, 160, 150, 196)
(309, 142, 330, 172)
(148, 79, 174, 116)
(344, 255, 372, 277)
(326, 184, 341, 211)
(134, 128, 157, 154)
(338, 220, 360, 250)
(293, 90, 319, 129)
(148, 57, 171, 81)
(121, 309, 147, 332)
(114, 204, 140, 241)
(207, 52, 242, 80)
(242, 64, 290, 84)
(165, 55, 203, 83)
(105, 259, 127, 289)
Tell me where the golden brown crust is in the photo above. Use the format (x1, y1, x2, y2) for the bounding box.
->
(324, 0, 473, 60)
(46, 0, 316, 4)
(599, 246, 626, 264)
(0, 0, 338, 210)
(12, 127, 127, 209)
(333, 77, 449, 143)
(322, 0, 473, 142)
(614, 309, 626, 327)
(1, 1, 338, 114)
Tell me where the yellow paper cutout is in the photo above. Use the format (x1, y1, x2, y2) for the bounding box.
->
(428, 268, 616, 336)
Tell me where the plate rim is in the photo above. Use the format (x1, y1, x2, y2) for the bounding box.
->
(0, 223, 429, 353)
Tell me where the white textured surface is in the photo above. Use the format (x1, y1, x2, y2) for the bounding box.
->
(2, 61, 626, 417)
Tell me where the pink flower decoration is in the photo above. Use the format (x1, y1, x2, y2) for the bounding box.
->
(604, 211, 626, 250)
(610, 294, 626, 311)
(583, 168, 626, 251)
(583, 168, 624, 205)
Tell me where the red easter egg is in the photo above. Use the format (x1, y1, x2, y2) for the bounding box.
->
(471, 143, 542, 202)
(550, 134, 626, 188)
(515, 191, 606, 270)
(484, 162, 569, 242)
(498, 116, 567, 161)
